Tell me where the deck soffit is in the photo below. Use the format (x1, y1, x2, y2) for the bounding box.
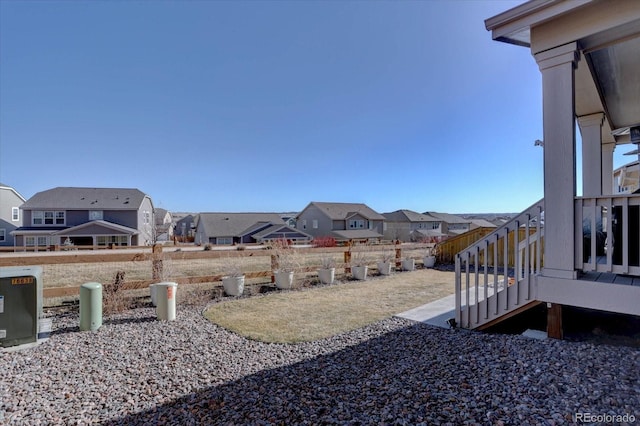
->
(488, 0, 640, 146)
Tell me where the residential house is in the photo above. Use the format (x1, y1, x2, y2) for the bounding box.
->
(154, 208, 173, 242)
(280, 213, 297, 228)
(173, 213, 198, 243)
(455, 0, 640, 336)
(0, 183, 26, 246)
(12, 187, 154, 248)
(468, 218, 498, 231)
(613, 159, 639, 194)
(296, 202, 385, 242)
(382, 209, 446, 242)
(195, 213, 312, 245)
(423, 212, 471, 237)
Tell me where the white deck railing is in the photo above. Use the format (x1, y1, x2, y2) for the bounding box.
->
(455, 199, 544, 329)
(576, 195, 640, 276)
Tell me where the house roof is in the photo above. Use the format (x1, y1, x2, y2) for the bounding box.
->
(154, 208, 169, 225)
(55, 220, 139, 236)
(411, 229, 448, 238)
(332, 229, 383, 240)
(251, 224, 312, 241)
(0, 183, 27, 202)
(383, 209, 439, 222)
(198, 213, 284, 237)
(21, 187, 150, 210)
(423, 212, 470, 224)
(470, 218, 498, 228)
(304, 202, 385, 221)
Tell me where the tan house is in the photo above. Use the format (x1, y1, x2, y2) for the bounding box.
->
(382, 210, 439, 242)
(296, 202, 385, 243)
(455, 0, 640, 337)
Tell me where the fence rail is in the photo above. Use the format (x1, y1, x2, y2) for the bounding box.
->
(0, 243, 432, 302)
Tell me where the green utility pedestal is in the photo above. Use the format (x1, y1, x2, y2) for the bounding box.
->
(80, 282, 102, 331)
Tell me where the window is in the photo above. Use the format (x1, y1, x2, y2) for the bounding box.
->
(32, 211, 65, 226)
(97, 236, 128, 246)
(11, 207, 19, 222)
(449, 223, 468, 230)
(216, 237, 233, 245)
(89, 210, 103, 220)
(33, 211, 43, 225)
(430, 222, 439, 230)
(349, 220, 365, 229)
(26, 236, 49, 246)
(312, 219, 318, 229)
(302, 219, 307, 229)
(143, 211, 150, 225)
(0, 229, 5, 242)
(368, 221, 373, 230)
(44, 211, 54, 224)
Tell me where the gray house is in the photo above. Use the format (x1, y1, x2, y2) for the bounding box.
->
(382, 209, 446, 242)
(173, 213, 198, 243)
(195, 213, 312, 245)
(12, 187, 154, 248)
(0, 183, 27, 246)
(423, 211, 471, 237)
(296, 202, 385, 242)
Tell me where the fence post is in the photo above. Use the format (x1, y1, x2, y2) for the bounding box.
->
(152, 244, 163, 281)
(395, 240, 402, 269)
(271, 254, 278, 283)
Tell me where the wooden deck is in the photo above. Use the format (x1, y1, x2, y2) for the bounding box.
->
(579, 271, 640, 286)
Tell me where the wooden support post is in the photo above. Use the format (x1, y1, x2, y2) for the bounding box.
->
(271, 254, 278, 283)
(152, 244, 163, 281)
(547, 303, 563, 339)
(395, 240, 402, 269)
(344, 251, 351, 275)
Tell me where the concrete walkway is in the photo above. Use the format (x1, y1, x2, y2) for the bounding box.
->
(395, 293, 456, 329)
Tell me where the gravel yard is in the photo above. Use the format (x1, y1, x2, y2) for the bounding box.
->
(1, 304, 638, 425)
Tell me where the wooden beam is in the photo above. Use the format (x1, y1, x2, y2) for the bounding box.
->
(476, 301, 544, 331)
(547, 303, 564, 339)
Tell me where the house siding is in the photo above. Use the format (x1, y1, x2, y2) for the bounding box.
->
(297, 202, 385, 240)
(13, 188, 154, 248)
(383, 222, 412, 241)
(297, 204, 334, 238)
(0, 187, 25, 246)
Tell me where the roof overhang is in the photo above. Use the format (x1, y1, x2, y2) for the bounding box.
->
(486, 0, 640, 145)
(55, 220, 139, 236)
(332, 230, 383, 240)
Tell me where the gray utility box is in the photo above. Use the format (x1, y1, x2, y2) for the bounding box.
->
(0, 266, 43, 348)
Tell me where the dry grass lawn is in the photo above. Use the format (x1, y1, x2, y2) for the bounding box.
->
(203, 268, 454, 343)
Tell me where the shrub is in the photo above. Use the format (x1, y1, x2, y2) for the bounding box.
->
(313, 236, 337, 248)
(103, 270, 130, 314)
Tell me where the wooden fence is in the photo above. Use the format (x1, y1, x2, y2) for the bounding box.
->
(0, 243, 431, 300)
(437, 226, 540, 267)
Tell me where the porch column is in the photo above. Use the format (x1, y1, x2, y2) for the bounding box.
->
(578, 113, 604, 197)
(535, 42, 579, 279)
(602, 143, 615, 195)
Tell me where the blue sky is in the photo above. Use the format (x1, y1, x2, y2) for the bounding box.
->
(2, 0, 613, 214)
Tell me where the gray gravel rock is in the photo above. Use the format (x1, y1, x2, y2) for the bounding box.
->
(1, 305, 638, 425)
